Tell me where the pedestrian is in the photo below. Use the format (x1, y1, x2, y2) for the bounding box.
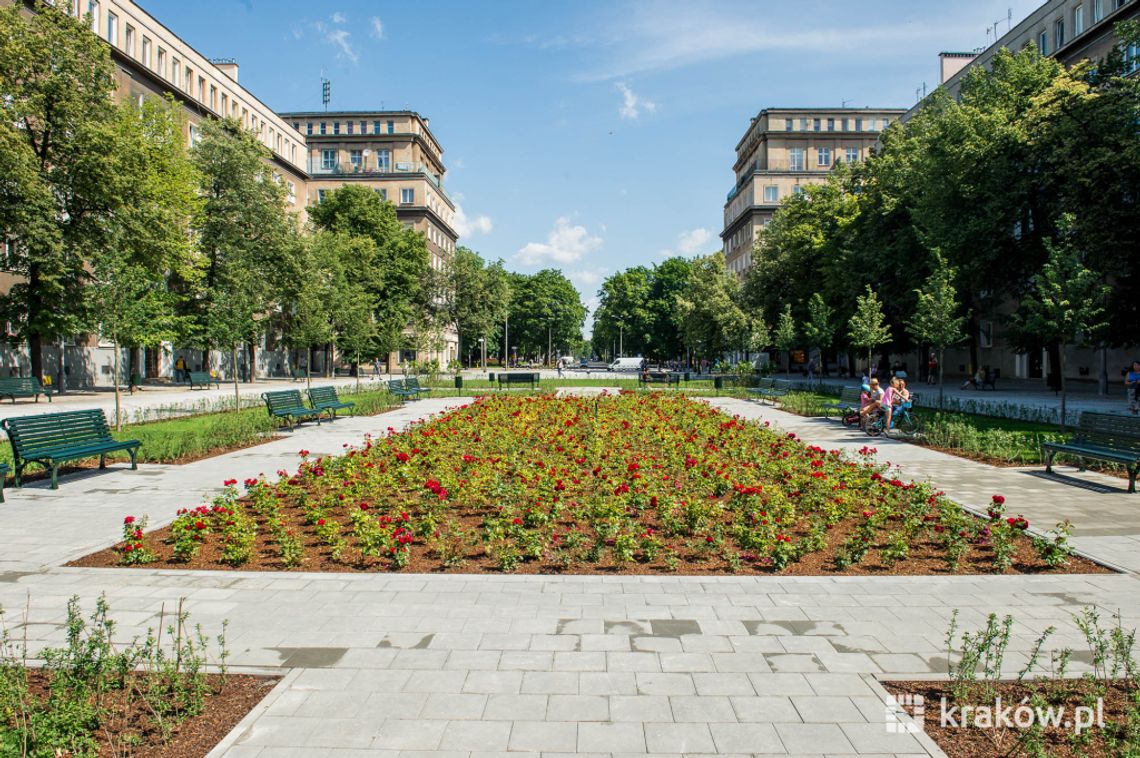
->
(174, 355, 186, 383)
(806, 357, 816, 383)
(1127, 360, 1140, 415)
(927, 352, 938, 385)
(373, 358, 381, 378)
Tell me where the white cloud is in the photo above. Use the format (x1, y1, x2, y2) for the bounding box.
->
(616, 82, 656, 120)
(516, 217, 603, 266)
(568, 267, 608, 288)
(325, 28, 358, 63)
(660, 227, 714, 258)
(331, 11, 347, 24)
(369, 16, 384, 39)
(453, 205, 493, 238)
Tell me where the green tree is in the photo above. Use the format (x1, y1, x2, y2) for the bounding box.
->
(773, 304, 797, 377)
(848, 286, 892, 375)
(592, 267, 652, 360)
(0, 4, 133, 379)
(189, 118, 296, 407)
(446, 247, 512, 367)
(507, 270, 585, 363)
(802, 293, 836, 375)
(309, 185, 429, 365)
(645, 257, 693, 361)
(906, 253, 968, 408)
(675, 253, 748, 363)
(1007, 219, 1109, 428)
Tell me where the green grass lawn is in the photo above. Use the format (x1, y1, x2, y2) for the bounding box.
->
(0, 385, 398, 480)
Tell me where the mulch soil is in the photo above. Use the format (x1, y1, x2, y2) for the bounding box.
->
(884, 679, 1138, 757)
(69, 495, 1109, 576)
(15, 671, 278, 758)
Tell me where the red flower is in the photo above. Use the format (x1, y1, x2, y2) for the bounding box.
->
(223, 479, 237, 487)
(123, 516, 135, 524)
(992, 494, 1005, 505)
(512, 517, 523, 525)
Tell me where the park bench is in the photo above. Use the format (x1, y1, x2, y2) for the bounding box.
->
(1, 410, 141, 489)
(187, 371, 221, 390)
(982, 368, 1000, 391)
(405, 377, 432, 397)
(747, 378, 791, 405)
(307, 386, 355, 420)
(824, 387, 864, 419)
(262, 389, 323, 431)
(497, 372, 539, 390)
(638, 371, 680, 387)
(0, 377, 52, 404)
(1042, 412, 1140, 493)
(388, 378, 420, 402)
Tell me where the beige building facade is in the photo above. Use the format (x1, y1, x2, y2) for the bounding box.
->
(2, 0, 460, 383)
(720, 108, 904, 276)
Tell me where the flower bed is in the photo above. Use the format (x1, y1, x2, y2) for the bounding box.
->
(75, 393, 1104, 575)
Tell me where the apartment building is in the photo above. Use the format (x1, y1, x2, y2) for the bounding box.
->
(905, 0, 1139, 119)
(2, 0, 460, 384)
(720, 108, 904, 276)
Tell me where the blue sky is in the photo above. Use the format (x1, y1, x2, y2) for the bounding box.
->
(144, 0, 1040, 320)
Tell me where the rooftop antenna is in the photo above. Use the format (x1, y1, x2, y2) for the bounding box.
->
(321, 76, 331, 111)
(841, 98, 850, 108)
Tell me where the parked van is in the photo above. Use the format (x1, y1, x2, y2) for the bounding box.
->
(608, 357, 645, 372)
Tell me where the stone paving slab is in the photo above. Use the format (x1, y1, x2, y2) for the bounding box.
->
(2, 394, 1139, 755)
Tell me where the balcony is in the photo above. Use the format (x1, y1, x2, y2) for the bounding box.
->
(307, 159, 451, 201)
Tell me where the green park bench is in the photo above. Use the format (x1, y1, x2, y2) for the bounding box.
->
(187, 371, 221, 390)
(307, 386, 355, 420)
(388, 378, 415, 401)
(497, 372, 540, 390)
(1042, 412, 1140, 493)
(262, 390, 323, 431)
(0, 377, 52, 404)
(405, 377, 432, 397)
(746, 378, 792, 405)
(638, 371, 680, 387)
(824, 387, 864, 419)
(1, 409, 141, 489)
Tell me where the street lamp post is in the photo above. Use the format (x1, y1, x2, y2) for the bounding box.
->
(478, 337, 486, 371)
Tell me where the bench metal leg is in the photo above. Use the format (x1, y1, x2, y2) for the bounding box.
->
(50, 464, 59, 490)
(1129, 466, 1137, 494)
(129, 449, 138, 471)
(1044, 450, 1056, 474)
(99, 454, 107, 470)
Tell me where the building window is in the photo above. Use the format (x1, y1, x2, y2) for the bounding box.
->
(106, 12, 117, 45)
(1114, 0, 1124, 9)
(349, 149, 362, 169)
(792, 185, 804, 196)
(784, 118, 793, 131)
(171, 58, 180, 86)
(387, 120, 395, 134)
(401, 188, 414, 204)
(317, 189, 326, 204)
(359, 120, 366, 133)
(854, 117, 863, 131)
(763, 185, 778, 203)
(346, 120, 354, 135)
(817, 147, 831, 167)
(87, 0, 98, 32)
(1093, 0, 1104, 21)
(799, 118, 809, 130)
(1038, 30, 1048, 54)
(221, 94, 228, 113)
(1074, 4, 1085, 34)
(1127, 41, 1139, 73)
(812, 118, 821, 131)
(845, 147, 859, 163)
(188, 123, 199, 147)
(156, 48, 166, 76)
(286, 181, 296, 204)
(124, 24, 134, 56)
(840, 118, 849, 130)
(321, 149, 336, 170)
(373, 120, 382, 135)
(306, 122, 313, 136)
(333, 121, 340, 135)
(197, 76, 205, 100)
(788, 148, 805, 171)
(319, 122, 327, 135)
(826, 118, 835, 131)
(1054, 19, 1065, 48)
(209, 85, 217, 111)
(376, 188, 388, 201)
(376, 149, 391, 171)
(141, 36, 151, 67)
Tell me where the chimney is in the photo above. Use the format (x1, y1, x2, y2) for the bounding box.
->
(938, 52, 976, 84)
(212, 59, 239, 82)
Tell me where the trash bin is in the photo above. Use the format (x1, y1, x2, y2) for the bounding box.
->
(683, 372, 690, 382)
(488, 372, 495, 383)
(454, 376, 463, 389)
(714, 376, 723, 391)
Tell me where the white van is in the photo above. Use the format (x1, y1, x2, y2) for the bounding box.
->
(608, 357, 645, 372)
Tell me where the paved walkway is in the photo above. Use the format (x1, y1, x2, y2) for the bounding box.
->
(0, 395, 1137, 757)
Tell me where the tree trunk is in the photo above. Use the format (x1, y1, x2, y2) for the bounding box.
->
(306, 361, 311, 390)
(247, 338, 257, 383)
(113, 340, 123, 431)
(29, 333, 42, 381)
(231, 346, 240, 411)
(938, 348, 945, 411)
(1058, 345, 1068, 431)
